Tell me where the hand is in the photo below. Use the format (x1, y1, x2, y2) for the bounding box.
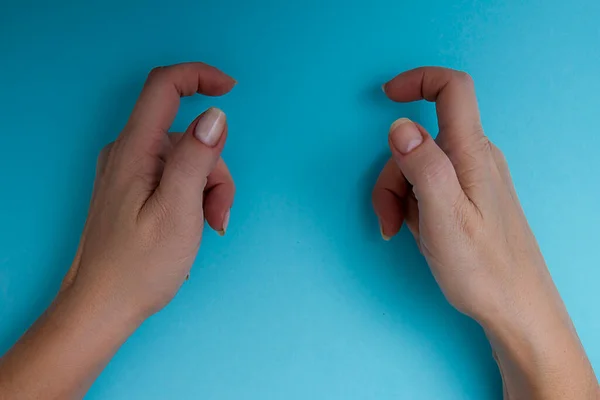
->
(0, 62, 237, 400)
(60, 63, 237, 319)
(373, 67, 549, 322)
(373, 67, 598, 399)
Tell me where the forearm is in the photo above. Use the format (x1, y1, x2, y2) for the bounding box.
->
(0, 284, 141, 400)
(480, 280, 598, 400)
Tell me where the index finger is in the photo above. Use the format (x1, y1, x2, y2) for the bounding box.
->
(382, 67, 482, 144)
(126, 62, 236, 135)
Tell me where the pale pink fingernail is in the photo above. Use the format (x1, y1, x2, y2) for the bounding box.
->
(194, 107, 226, 147)
(389, 118, 423, 154)
(218, 209, 230, 236)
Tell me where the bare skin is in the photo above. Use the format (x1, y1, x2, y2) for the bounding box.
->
(374, 67, 599, 399)
(0, 63, 237, 399)
(0, 63, 597, 399)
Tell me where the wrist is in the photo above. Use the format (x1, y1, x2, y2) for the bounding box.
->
(476, 280, 578, 359)
(58, 279, 145, 339)
(475, 284, 597, 399)
(63, 258, 157, 327)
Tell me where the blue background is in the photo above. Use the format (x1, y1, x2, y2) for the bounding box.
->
(1, 0, 599, 398)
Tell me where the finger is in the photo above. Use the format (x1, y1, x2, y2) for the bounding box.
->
(382, 67, 489, 193)
(168, 132, 184, 146)
(382, 67, 481, 142)
(204, 158, 235, 235)
(372, 158, 408, 240)
(120, 63, 235, 162)
(403, 193, 420, 242)
(387, 118, 467, 212)
(128, 63, 235, 133)
(146, 107, 227, 223)
(167, 132, 233, 233)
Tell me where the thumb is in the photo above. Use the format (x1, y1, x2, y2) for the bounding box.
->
(388, 118, 464, 210)
(153, 107, 227, 218)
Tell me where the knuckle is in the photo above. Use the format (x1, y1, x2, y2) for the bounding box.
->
(96, 141, 118, 173)
(172, 157, 204, 179)
(146, 67, 162, 82)
(421, 156, 454, 186)
(148, 66, 163, 78)
(470, 134, 492, 159)
(133, 168, 162, 188)
(490, 142, 510, 175)
(465, 134, 489, 154)
(147, 66, 170, 84)
(453, 199, 471, 233)
(98, 141, 114, 159)
(142, 190, 203, 244)
(100, 141, 114, 154)
(452, 197, 482, 238)
(473, 123, 486, 140)
(454, 70, 475, 87)
(490, 142, 506, 162)
(453, 134, 491, 173)
(140, 192, 179, 243)
(152, 189, 174, 219)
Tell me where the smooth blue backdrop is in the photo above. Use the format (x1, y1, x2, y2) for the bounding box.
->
(1, 0, 599, 398)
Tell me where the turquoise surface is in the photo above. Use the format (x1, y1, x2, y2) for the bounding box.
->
(1, 0, 599, 398)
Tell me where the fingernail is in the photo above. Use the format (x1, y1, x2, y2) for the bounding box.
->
(379, 219, 391, 241)
(381, 83, 387, 93)
(389, 118, 423, 154)
(194, 107, 226, 147)
(218, 209, 230, 236)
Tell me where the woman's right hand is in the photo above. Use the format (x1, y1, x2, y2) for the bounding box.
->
(372, 67, 598, 399)
(61, 63, 236, 320)
(0, 62, 237, 400)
